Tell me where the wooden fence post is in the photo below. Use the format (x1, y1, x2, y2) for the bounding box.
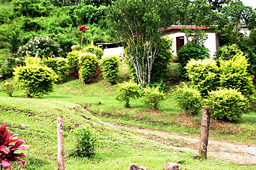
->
(199, 106, 211, 159)
(57, 116, 65, 170)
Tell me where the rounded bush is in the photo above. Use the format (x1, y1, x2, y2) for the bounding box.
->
(116, 82, 141, 108)
(100, 55, 120, 84)
(185, 59, 219, 97)
(219, 54, 255, 99)
(42, 57, 69, 82)
(214, 44, 243, 61)
(14, 65, 57, 97)
(142, 86, 165, 110)
(2, 80, 15, 97)
(177, 41, 209, 76)
(67, 51, 80, 74)
(173, 83, 203, 115)
(17, 36, 63, 59)
(206, 89, 250, 121)
(78, 53, 99, 84)
(72, 125, 97, 158)
(82, 42, 104, 60)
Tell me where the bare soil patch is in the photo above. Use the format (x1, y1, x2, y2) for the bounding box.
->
(104, 121, 256, 165)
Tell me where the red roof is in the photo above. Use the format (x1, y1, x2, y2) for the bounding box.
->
(165, 25, 212, 31)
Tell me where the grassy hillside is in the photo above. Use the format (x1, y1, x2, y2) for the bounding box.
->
(0, 90, 255, 170)
(0, 73, 256, 169)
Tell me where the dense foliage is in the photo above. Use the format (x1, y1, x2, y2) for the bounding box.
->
(177, 41, 210, 76)
(116, 82, 141, 108)
(214, 44, 243, 61)
(82, 42, 104, 60)
(186, 59, 219, 96)
(2, 80, 15, 96)
(72, 125, 97, 158)
(42, 57, 69, 82)
(142, 86, 165, 110)
(17, 36, 64, 59)
(78, 53, 99, 84)
(206, 89, 250, 121)
(67, 51, 80, 74)
(173, 83, 203, 115)
(14, 57, 57, 97)
(100, 55, 120, 84)
(219, 54, 255, 99)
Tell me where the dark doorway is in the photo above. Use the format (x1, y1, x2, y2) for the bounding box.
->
(176, 36, 185, 52)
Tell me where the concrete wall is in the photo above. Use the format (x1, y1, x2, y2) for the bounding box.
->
(165, 31, 218, 57)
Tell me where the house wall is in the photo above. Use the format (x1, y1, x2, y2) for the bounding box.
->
(165, 31, 218, 57)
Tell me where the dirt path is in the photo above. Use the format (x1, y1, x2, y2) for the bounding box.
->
(104, 122, 256, 165)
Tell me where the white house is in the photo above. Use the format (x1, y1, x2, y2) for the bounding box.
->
(163, 25, 219, 57)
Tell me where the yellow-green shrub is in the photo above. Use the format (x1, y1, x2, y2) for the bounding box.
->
(173, 83, 203, 115)
(142, 86, 165, 110)
(14, 65, 57, 97)
(42, 57, 69, 82)
(219, 54, 255, 99)
(214, 44, 243, 61)
(185, 59, 219, 96)
(2, 80, 15, 97)
(78, 53, 99, 84)
(100, 55, 120, 84)
(67, 51, 80, 74)
(206, 89, 250, 121)
(116, 82, 141, 108)
(82, 42, 104, 60)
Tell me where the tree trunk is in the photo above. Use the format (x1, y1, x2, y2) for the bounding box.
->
(199, 106, 211, 159)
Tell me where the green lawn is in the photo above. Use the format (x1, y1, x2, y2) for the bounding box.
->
(0, 64, 256, 169)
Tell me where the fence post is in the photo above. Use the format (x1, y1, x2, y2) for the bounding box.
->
(199, 106, 211, 159)
(57, 116, 65, 170)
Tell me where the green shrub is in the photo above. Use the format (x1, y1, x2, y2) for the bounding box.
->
(185, 59, 219, 97)
(72, 125, 97, 158)
(116, 82, 141, 108)
(82, 42, 104, 60)
(67, 51, 80, 74)
(142, 86, 165, 110)
(42, 57, 69, 82)
(219, 54, 255, 99)
(206, 89, 250, 121)
(177, 41, 209, 76)
(151, 36, 173, 83)
(12, 0, 53, 17)
(100, 55, 120, 84)
(2, 80, 15, 97)
(214, 44, 243, 61)
(167, 63, 182, 85)
(14, 57, 57, 97)
(78, 53, 99, 84)
(173, 83, 203, 115)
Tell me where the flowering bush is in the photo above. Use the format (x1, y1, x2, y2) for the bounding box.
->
(0, 123, 29, 169)
(17, 36, 63, 59)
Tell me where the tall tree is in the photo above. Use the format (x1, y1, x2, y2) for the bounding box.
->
(108, 0, 176, 85)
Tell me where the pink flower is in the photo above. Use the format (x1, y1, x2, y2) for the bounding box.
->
(35, 46, 38, 48)
(53, 55, 56, 58)
(58, 49, 63, 53)
(22, 51, 24, 54)
(29, 52, 32, 54)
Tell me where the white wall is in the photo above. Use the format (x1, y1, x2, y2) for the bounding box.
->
(166, 31, 218, 57)
(166, 32, 187, 56)
(103, 47, 124, 59)
(204, 33, 217, 57)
